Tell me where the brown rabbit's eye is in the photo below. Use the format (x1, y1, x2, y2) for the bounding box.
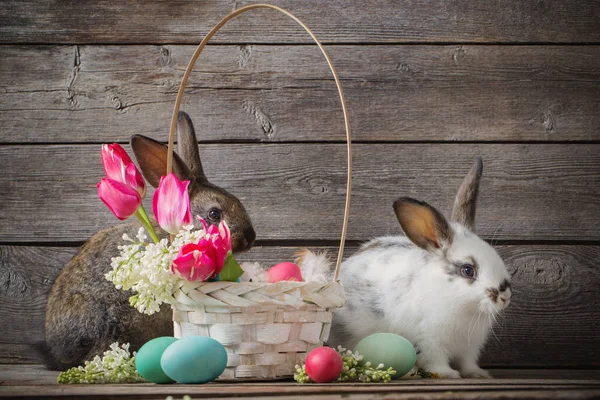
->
(208, 208, 221, 221)
(460, 265, 476, 279)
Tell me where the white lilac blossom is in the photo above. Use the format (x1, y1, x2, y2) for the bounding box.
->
(57, 342, 143, 384)
(105, 226, 205, 315)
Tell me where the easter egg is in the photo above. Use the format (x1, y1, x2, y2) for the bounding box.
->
(354, 333, 416, 378)
(160, 336, 227, 384)
(305, 346, 343, 383)
(266, 262, 303, 283)
(135, 336, 178, 384)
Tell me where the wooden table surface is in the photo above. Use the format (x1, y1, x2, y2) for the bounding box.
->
(1, 365, 599, 400)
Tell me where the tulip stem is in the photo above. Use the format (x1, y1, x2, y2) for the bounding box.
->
(135, 206, 159, 244)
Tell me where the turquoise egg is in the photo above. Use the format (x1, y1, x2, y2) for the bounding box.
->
(160, 336, 228, 384)
(354, 333, 417, 378)
(135, 336, 178, 384)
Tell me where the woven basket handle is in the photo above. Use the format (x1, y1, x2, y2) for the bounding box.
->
(166, 4, 352, 282)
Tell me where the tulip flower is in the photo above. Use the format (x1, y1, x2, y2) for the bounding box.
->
(153, 173, 193, 235)
(97, 178, 142, 220)
(98, 143, 159, 242)
(171, 220, 234, 282)
(101, 143, 146, 198)
(200, 218, 231, 271)
(171, 241, 218, 281)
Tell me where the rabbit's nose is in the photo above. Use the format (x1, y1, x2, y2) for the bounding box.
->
(244, 228, 256, 248)
(499, 288, 512, 307)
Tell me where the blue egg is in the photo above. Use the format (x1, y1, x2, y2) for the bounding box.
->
(160, 336, 228, 384)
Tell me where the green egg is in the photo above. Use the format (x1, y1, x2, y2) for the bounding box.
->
(135, 336, 179, 384)
(354, 333, 417, 378)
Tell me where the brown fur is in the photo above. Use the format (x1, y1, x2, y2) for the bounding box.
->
(44, 112, 255, 370)
(44, 223, 174, 370)
(393, 198, 454, 251)
(486, 287, 500, 303)
(293, 249, 312, 266)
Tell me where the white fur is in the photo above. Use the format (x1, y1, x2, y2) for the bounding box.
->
(328, 225, 511, 379)
(296, 250, 334, 283)
(239, 262, 266, 282)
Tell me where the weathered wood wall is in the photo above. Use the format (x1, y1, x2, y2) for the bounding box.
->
(0, 1, 598, 368)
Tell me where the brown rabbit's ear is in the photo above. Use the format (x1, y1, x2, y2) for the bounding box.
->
(177, 111, 208, 185)
(393, 197, 453, 252)
(130, 134, 194, 188)
(451, 157, 483, 232)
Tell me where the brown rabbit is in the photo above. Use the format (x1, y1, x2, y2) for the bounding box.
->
(43, 112, 255, 370)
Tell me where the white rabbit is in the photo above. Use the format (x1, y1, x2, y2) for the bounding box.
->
(327, 158, 512, 378)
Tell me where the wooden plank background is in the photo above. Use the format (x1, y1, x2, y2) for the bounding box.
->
(1, 0, 599, 44)
(1, 144, 599, 242)
(2, 45, 599, 143)
(0, 0, 598, 369)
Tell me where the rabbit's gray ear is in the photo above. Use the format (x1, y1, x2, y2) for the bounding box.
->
(394, 198, 453, 252)
(451, 157, 483, 232)
(177, 111, 208, 184)
(130, 134, 193, 188)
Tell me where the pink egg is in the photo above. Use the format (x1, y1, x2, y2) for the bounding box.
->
(265, 262, 303, 283)
(305, 347, 343, 383)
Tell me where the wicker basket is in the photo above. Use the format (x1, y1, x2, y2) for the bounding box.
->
(163, 3, 353, 381)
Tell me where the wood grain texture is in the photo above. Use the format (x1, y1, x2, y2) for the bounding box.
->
(1, 0, 599, 44)
(1, 389, 600, 400)
(0, 369, 599, 400)
(2, 364, 599, 386)
(0, 366, 599, 400)
(0, 144, 598, 242)
(2, 45, 599, 143)
(0, 247, 74, 364)
(1, 245, 598, 367)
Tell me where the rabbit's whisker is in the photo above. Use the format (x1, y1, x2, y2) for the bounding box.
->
(468, 309, 483, 348)
(489, 225, 502, 247)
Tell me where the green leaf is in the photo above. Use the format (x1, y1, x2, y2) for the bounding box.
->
(219, 252, 244, 282)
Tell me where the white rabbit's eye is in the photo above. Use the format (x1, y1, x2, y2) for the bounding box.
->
(460, 265, 476, 279)
(208, 208, 222, 221)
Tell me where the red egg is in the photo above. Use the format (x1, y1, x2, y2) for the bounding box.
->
(305, 347, 343, 383)
(265, 262, 303, 283)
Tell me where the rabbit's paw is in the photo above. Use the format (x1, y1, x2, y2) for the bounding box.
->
(460, 367, 492, 379)
(429, 366, 461, 379)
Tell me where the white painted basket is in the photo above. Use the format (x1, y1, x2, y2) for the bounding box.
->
(171, 280, 346, 380)
(164, 3, 353, 381)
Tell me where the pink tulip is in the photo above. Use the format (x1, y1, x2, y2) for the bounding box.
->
(97, 178, 142, 220)
(171, 220, 233, 282)
(200, 219, 232, 272)
(171, 242, 218, 281)
(101, 143, 146, 198)
(153, 173, 193, 235)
